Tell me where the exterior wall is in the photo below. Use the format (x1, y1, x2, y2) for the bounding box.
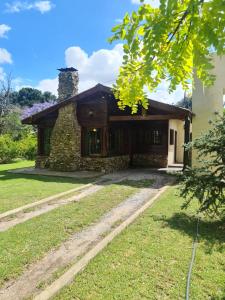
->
(132, 153, 167, 168)
(168, 119, 185, 165)
(192, 55, 225, 165)
(80, 155, 130, 173)
(48, 103, 81, 171)
(35, 156, 49, 169)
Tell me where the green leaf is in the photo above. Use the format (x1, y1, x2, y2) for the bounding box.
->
(109, 0, 222, 111)
(137, 26, 145, 36)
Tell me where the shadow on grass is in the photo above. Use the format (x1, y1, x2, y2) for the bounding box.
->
(163, 212, 225, 254)
(0, 170, 92, 185)
(115, 179, 155, 189)
(0, 171, 160, 190)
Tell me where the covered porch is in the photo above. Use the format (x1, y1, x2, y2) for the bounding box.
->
(81, 115, 188, 172)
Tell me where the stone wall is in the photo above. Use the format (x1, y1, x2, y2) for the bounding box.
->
(35, 156, 49, 169)
(48, 103, 81, 171)
(132, 153, 168, 168)
(80, 155, 130, 173)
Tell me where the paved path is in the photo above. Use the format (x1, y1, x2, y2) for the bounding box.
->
(0, 171, 173, 300)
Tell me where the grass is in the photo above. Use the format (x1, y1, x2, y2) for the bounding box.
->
(0, 178, 153, 286)
(54, 186, 225, 300)
(0, 160, 92, 213)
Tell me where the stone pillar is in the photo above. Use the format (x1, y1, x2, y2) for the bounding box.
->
(57, 67, 79, 101)
(192, 55, 225, 166)
(49, 102, 81, 171)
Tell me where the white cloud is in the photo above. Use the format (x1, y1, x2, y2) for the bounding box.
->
(0, 48, 13, 64)
(34, 44, 123, 95)
(36, 77, 58, 94)
(131, 0, 160, 8)
(148, 81, 185, 104)
(65, 44, 124, 91)
(12, 77, 31, 91)
(34, 1, 53, 13)
(28, 44, 183, 103)
(5, 1, 54, 14)
(65, 47, 89, 71)
(0, 24, 11, 38)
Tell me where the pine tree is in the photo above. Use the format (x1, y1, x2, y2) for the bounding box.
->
(180, 113, 225, 218)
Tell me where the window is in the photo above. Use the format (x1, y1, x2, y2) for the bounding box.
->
(144, 130, 152, 145)
(109, 127, 123, 155)
(170, 129, 174, 145)
(83, 128, 102, 156)
(151, 130, 162, 145)
(39, 127, 53, 156)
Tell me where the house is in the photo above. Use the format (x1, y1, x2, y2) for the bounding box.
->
(22, 68, 191, 172)
(192, 55, 225, 165)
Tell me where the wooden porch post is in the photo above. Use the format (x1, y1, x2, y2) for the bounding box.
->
(183, 116, 191, 170)
(102, 126, 108, 157)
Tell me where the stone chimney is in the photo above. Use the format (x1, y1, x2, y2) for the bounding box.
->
(57, 67, 79, 102)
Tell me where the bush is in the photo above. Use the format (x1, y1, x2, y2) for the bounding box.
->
(180, 113, 225, 219)
(18, 134, 37, 160)
(0, 135, 18, 163)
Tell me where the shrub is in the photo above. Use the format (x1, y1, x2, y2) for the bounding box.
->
(18, 134, 37, 160)
(180, 113, 225, 219)
(0, 135, 18, 163)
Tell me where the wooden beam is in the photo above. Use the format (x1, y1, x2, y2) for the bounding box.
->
(109, 114, 185, 122)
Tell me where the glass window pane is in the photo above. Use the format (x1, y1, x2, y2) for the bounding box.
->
(43, 128, 52, 156)
(151, 130, 162, 145)
(84, 128, 102, 155)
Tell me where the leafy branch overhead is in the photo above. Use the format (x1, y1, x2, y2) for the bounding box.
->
(109, 0, 225, 113)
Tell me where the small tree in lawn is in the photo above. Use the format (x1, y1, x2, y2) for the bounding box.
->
(180, 113, 225, 219)
(0, 73, 12, 118)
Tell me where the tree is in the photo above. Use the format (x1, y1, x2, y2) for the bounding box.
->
(11, 87, 56, 107)
(22, 102, 55, 119)
(0, 74, 13, 134)
(0, 106, 33, 140)
(176, 95, 192, 110)
(0, 73, 12, 118)
(180, 113, 225, 218)
(109, 0, 225, 113)
(42, 91, 56, 103)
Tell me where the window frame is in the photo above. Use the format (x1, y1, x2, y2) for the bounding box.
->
(170, 129, 174, 145)
(82, 127, 103, 157)
(151, 129, 163, 146)
(38, 127, 53, 156)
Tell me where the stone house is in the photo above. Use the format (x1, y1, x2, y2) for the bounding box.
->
(22, 68, 191, 172)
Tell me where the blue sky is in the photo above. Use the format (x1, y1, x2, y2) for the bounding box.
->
(0, 0, 183, 103)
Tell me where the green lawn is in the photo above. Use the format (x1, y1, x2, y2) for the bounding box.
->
(55, 187, 225, 300)
(0, 178, 153, 286)
(0, 160, 91, 213)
